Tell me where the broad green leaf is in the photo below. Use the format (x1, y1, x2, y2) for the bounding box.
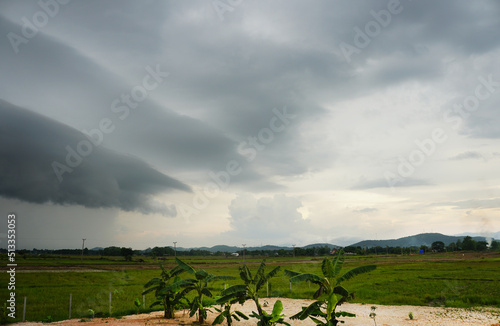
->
(235, 311, 249, 319)
(333, 285, 349, 298)
(201, 287, 213, 298)
(195, 269, 209, 280)
(290, 301, 323, 320)
(254, 261, 266, 284)
(143, 278, 163, 288)
(309, 316, 326, 325)
(326, 293, 338, 318)
(272, 300, 283, 317)
(239, 265, 252, 283)
(175, 257, 196, 274)
(290, 273, 323, 284)
(332, 250, 345, 277)
(170, 265, 185, 277)
(213, 314, 224, 324)
(221, 284, 247, 296)
(284, 269, 301, 278)
(335, 311, 356, 318)
(336, 265, 376, 285)
(321, 257, 335, 279)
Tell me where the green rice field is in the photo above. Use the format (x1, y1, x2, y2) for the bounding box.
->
(1, 251, 499, 323)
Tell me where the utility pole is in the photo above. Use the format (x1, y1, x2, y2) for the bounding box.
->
(242, 244, 246, 263)
(173, 242, 177, 257)
(81, 239, 86, 263)
(292, 244, 296, 258)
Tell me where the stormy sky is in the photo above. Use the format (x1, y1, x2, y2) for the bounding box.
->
(1, 0, 499, 250)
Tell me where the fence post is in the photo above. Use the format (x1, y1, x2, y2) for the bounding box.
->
(23, 296, 26, 321)
(69, 294, 72, 319)
(109, 292, 112, 316)
(309, 281, 311, 290)
(266, 281, 269, 297)
(143, 294, 145, 309)
(289, 281, 292, 292)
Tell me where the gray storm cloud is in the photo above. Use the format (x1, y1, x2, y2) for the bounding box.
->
(0, 100, 191, 216)
(1, 0, 500, 249)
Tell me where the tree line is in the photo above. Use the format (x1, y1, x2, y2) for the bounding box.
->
(343, 236, 499, 255)
(3, 236, 497, 259)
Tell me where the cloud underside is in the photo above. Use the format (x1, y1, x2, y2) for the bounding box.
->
(0, 100, 191, 216)
(353, 178, 430, 190)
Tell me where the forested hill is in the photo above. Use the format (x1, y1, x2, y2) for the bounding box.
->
(349, 232, 488, 248)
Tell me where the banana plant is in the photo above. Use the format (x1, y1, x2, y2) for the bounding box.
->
(175, 257, 235, 324)
(249, 300, 290, 326)
(212, 298, 249, 326)
(217, 260, 284, 325)
(134, 298, 141, 314)
(285, 250, 376, 325)
(142, 264, 185, 318)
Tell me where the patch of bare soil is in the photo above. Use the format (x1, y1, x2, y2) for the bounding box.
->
(13, 298, 500, 326)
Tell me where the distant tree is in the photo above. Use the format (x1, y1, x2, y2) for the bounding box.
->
(431, 241, 445, 252)
(476, 241, 488, 251)
(446, 242, 456, 252)
(344, 246, 357, 254)
(103, 246, 122, 256)
(121, 247, 133, 261)
(490, 240, 499, 250)
(165, 247, 175, 256)
(462, 236, 476, 251)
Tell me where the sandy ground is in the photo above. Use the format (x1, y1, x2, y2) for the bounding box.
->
(13, 298, 500, 326)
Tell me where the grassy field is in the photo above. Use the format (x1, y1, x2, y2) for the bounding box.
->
(1, 251, 499, 323)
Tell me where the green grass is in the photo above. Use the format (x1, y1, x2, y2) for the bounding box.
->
(1, 252, 499, 323)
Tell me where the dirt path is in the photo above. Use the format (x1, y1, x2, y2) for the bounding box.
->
(13, 298, 500, 326)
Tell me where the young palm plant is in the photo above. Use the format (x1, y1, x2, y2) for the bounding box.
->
(175, 257, 235, 324)
(285, 250, 376, 325)
(217, 260, 288, 326)
(142, 264, 185, 318)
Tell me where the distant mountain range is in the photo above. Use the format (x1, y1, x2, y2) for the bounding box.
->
(348, 233, 492, 248)
(89, 232, 498, 252)
(170, 243, 340, 253)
